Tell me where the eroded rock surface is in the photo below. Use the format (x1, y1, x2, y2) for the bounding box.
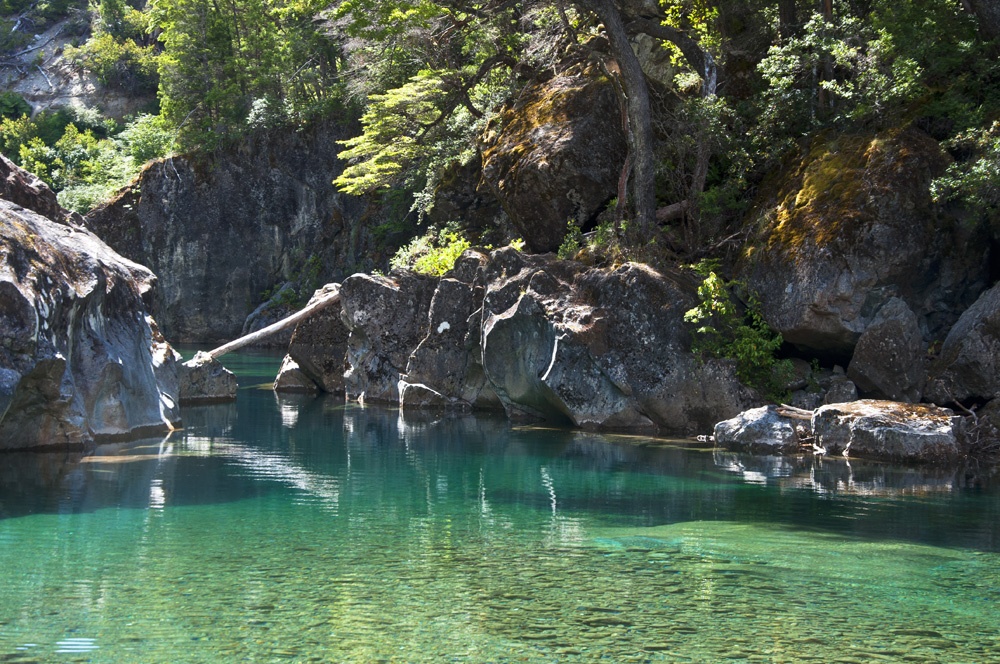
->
(337, 248, 758, 434)
(742, 129, 988, 357)
(178, 352, 238, 403)
(85, 121, 381, 344)
(925, 282, 1000, 404)
(812, 400, 961, 462)
(0, 198, 181, 449)
(480, 57, 627, 253)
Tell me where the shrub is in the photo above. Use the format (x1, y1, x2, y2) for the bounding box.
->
(391, 226, 471, 276)
(684, 263, 793, 401)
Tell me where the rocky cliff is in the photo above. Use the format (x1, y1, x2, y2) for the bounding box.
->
(0, 157, 182, 449)
(84, 121, 390, 344)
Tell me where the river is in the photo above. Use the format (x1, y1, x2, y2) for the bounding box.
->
(1, 350, 998, 662)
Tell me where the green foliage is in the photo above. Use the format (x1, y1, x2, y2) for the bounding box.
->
(64, 31, 159, 95)
(684, 267, 793, 401)
(390, 226, 471, 276)
(557, 219, 583, 260)
(931, 121, 1000, 226)
(335, 71, 449, 195)
(0, 92, 30, 121)
(151, 0, 343, 149)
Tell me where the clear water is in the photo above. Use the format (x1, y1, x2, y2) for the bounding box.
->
(1, 350, 1000, 662)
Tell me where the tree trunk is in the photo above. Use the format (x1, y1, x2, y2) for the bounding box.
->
(207, 287, 341, 359)
(964, 0, 1000, 41)
(778, 0, 798, 40)
(586, 0, 657, 235)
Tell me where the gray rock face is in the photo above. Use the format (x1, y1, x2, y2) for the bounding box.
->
(0, 199, 181, 449)
(812, 400, 961, 462)
(340, 272, 437, 403)
(743, 129, 988, 356)
(480, 59, 627, 253)
(848, 297, 925, 402)
(338, 248, 758, 434)
(1, 154, 76, 225)
(401, 253, 501, 410)
(713, 406, 801, 454)
(273, 355, 319, 393)
(925, 282, 1000, 404)
(178, 352, 238, 403)
(286, 284, 349, 393)
(85, 121, 381, 344)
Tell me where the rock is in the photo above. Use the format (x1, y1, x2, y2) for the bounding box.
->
(286, 284, 350, 393)
(0, 199, 181, 449)
(85, 121, 389, 344)
(848, 297, 926, 402)
(333, 248, 758, 434)
(178, 352, 237, 403)
(0, 154, 78, 225)
(478, 249, 758, 433)
(812, 400, 961, 462)
(480, 56, 627, 253)
(273, 355, 319, 393)
(340, 272, 437, 403)
(742, 129, 988, 357)
(925, 282, 1000, 404)
(401, 253, 501, 409)
(241, 283, 298, 348)
(713, 405, 801, 454)
(823, 374, 859, 405)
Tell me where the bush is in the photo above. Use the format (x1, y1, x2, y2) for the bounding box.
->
(684, 263, 793, 401)
(390, 226, 471, 276)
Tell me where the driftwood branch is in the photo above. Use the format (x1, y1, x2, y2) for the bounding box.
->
(777, 404, 814, 420)
(207, 286, 341, 360)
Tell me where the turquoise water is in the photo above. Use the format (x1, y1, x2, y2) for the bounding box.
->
(1, 351, 1000, 662)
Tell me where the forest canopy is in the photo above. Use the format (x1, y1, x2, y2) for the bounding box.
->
(0, 0, 997, 241)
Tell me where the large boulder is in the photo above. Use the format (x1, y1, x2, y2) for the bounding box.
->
(340, 272, 437, 403)
(925, 282, 1000, 404)
(478, 249, 758, 434)
(812, 400, 961, 462)
(480, 57, 627, 253)
(741, 129, 988, 357)
(400, 252, 501, 410)
(0, 199, 181, 449)
(713, 406, 801, 454)
(285, 284, 350, 393)
(84, 121, 386, 344)
(1, 154, 74, 225)
(847, 297, 926, 402)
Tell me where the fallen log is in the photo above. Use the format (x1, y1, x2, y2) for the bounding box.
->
(207, 285, 341, 360)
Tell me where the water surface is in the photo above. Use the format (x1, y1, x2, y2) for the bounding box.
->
(1, 351, 999, 662)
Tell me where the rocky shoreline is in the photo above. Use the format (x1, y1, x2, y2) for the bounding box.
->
(4, 127, 1000, 463)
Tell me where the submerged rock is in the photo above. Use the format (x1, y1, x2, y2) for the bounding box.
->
(0, 197, 181, 449)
